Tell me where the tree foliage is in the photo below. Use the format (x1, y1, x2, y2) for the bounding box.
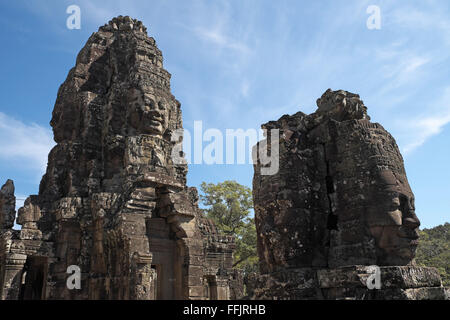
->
(200, 180, 257, 272)
(415, 222, 450, 286)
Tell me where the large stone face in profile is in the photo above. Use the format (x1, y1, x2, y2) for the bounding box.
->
(252, 89, 446, 299)
(0, 16, 237, 300)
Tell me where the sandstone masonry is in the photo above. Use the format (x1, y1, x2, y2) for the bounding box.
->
(0, 16, 238, 300)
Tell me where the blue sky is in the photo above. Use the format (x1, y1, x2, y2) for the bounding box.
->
(0, 0, 449, 228)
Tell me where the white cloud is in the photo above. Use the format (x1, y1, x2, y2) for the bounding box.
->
(193, 27, 250, 54)
(0, 112, 54, 173)
(387, 3, 450, 47)
(375, 45, 430, 93)
(386, 55, 429, 89)
(403, 114, 450, 154)
(391, 6, 450, 32)
(400, 87, 450, 154)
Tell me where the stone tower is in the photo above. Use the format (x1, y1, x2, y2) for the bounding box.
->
(0, 16, 237, 300)
(251, 89, 447, 299)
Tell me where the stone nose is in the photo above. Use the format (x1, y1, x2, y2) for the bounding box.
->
(403, 213, 420, 229)
(148, 109, 163, 119)
(398, 216, 420, 240)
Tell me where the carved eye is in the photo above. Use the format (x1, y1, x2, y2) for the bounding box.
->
(391, 197, 400, 207)
(398, 194, 414, 214)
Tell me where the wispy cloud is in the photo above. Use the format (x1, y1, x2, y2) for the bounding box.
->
(0, 112, 54, 174)
(389, 5, 450, 45)
(400, 87, 450, 154)
(375, 45, 430, 94)
(193, 27, 250, 54)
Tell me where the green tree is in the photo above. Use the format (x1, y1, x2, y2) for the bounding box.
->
(200, 180, 257, 271)
(415, 223, 450, 286)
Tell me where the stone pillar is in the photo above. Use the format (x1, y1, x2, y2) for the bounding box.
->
(184, 238, 205, 300)
(216, 279, 230, 300)
(131, 252, 153, 300)
(1, 253, 27, 300)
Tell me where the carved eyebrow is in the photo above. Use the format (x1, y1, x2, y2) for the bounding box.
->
(398, 193, 408, 200)
(386, 191, 399, 197)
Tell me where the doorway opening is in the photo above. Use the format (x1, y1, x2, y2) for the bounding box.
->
(19, 256, 48, 300)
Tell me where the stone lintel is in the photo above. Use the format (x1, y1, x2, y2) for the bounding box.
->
(140, 173, 184, 189)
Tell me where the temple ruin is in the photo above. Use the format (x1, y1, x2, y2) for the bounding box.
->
(0, 16, 238, 300)
(251, 89, 447, 299)
(0, 16, 447, 301)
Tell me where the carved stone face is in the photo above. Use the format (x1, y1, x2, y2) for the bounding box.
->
(329, 120, 421, 267)
(366, 170, 420, 265)
(128, 89, 170, 138)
